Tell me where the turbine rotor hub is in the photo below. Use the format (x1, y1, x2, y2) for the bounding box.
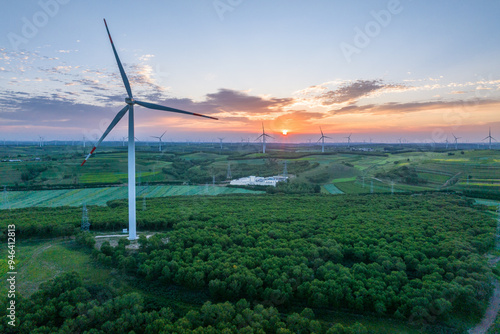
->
(125, 98, 135, 105)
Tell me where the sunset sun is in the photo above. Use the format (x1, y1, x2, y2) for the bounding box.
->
(282, 130, 288, 135)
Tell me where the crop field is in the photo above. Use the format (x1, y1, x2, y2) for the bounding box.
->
(1, 145, 499, 198)
(322, 183, 344, 194)
(0, 185, 263, 209)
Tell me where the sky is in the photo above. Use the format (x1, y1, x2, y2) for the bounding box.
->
(1, 0, 500, 144)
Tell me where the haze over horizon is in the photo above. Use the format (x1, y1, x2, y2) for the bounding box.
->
(1, 1, 499, 143)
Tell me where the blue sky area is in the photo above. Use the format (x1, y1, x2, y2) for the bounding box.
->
(1, 0, 500, 143)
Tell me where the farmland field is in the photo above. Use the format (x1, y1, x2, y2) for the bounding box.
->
(0, 185, 263, 209)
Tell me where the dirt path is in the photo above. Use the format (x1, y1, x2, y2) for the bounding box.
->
(441, 172, 462, 188)
(468, 208, 500, 334)
(22, 240, 71, 269)
(468, 280, 500, 334)
(17, 240, 72, 296)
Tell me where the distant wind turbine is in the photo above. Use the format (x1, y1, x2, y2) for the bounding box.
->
(256, 123, 273, 154)
(218, 137, 224, 150)
(81, 19, 217, 240)
(452, 133, 461, 150)
(345, 133, 352, 148)
(151, 131, 167, 152)
(482, 127, 496, 150)
(317, 126, 331, 153)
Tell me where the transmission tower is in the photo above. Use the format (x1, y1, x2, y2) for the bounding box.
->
(283, 161, 288, 178)
(81, 203, 90, 232)
(227, 163, 232, 179)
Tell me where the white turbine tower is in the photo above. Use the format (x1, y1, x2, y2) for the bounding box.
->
(482, 127, 496, 150)
(151, 131, 166, 152)
(218, 137, 224, 150)
(256, 123, 273, 154)
(81, 19, 217, 240)
(317, 126, 331, 153)
(452, 133, 461, 150)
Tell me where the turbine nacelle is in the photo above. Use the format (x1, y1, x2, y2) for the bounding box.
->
(125, 97, 136, 105)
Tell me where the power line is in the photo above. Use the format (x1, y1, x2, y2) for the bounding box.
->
(81, 203, 90, 232)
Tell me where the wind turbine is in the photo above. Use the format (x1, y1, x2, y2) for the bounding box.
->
(345, 133, 352, 148)
(452, 133, 461, 150)
(81, 19, 217, 240)
(256, 123, 273, 154)
(317, 126, 331, 153)
(445, 137, 449, 150)
(151, 131, 166, 152)
(218, 137, 224, 150)
(482, 127, 496, 150)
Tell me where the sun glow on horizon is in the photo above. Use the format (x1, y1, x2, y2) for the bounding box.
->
(282, 130, 288, 135)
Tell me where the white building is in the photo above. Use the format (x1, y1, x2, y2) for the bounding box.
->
(230, 175, 288, 187)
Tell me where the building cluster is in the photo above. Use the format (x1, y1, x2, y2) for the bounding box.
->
(230, 175, 288, 187)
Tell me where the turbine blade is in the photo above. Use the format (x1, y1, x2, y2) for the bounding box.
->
(81, 104, 129, 166)
(135, 100, 218, 120)
(255, 134, 263, 141)
(104, 19, 133, 99)
(160, 131, 167, 139)
(320, 126, 324, 136)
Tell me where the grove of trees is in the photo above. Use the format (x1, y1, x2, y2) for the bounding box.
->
(1, 193, 495, 331)
(0, 272, 367, 333)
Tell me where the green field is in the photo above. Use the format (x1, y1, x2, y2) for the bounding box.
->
(0, 239, 116, 297)
(0, 185, 263, 209)
(1, 146, 499, 199)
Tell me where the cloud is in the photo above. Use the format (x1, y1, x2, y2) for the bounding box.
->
(0, 88, 299, 135)
(318, 79, 407, 105)
(138, 54, 155, 61)
(203, 89, 294, 114)
(331, 99, 500, 115)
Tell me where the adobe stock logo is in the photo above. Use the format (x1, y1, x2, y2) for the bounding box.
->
(213, 0, 244, 21)
(7, 0, 71, 51)
(340, 0, 404, 63)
